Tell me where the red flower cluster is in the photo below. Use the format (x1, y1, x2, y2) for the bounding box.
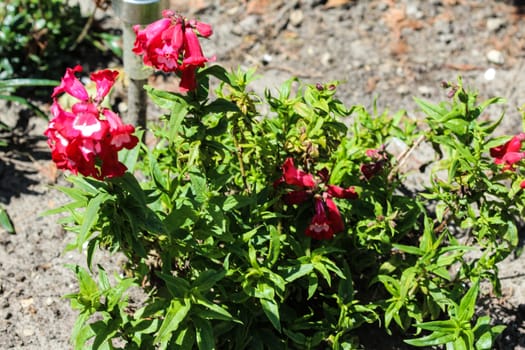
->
(132, 10, 215, 92)
(45, 65, 138, 180)
(275, 158, 358, 240)
(490, 133, 525, 188)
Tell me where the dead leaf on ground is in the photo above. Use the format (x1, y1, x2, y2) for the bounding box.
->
(246, 0, 273, 15)
(383, 5, 424, 38)
(324, 0, 354, 9)
(37, 161, 58, 184)
(390, 38, 409, 56)
(365, 77, 379, 93)
(444, 63, 483, 71)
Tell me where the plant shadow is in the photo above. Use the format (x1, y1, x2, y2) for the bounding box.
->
(0, 110, 51, 205)
(491, 302, 525, 349)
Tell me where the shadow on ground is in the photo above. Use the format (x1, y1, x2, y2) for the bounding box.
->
(0, 109, 50, 204)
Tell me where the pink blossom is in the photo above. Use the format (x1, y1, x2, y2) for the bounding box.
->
(45, 66, 138, 180)
(490, 133, 525, 171)
(133, 11, 214, 92)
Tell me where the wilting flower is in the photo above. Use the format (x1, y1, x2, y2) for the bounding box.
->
(45, 65, 138, 180)
(275, 158, 357, 240)
(490, 133, 525, 171)
(360, 146, 388, 180)
(132, 10, 215, 92)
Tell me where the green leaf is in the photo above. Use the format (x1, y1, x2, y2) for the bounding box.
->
(173, 325, 196, 348)
(414, 97, 448, 119)
(145, 85, 185, 110)
(282, 263, 314, 282)
(458, 281, 479, 321)
(267, 225, 281, 267)
(71, 312, 92, 349)
(307, 273, 318, 299)
(118, 131, 142, 172)
(193, 269, 226, 292)
(158, 272, 191, 298)
(416, 320, 458, 332)
(0, 78, 58, 89)
(404, 332, 457, 347)
(392, 243, 424, 256)
(195, 297, 236, 322)
(193, 317, 215, 350)
(190, 171, 208, 203)
(0, 207, 14, 233)
(155, 298, 191, 347)
(77, 193, 110, 249)
(260, 298, 281, 332)
(202, 98, 239, 114)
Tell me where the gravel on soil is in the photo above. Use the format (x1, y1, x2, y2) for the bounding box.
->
(1, 0, 525, 348)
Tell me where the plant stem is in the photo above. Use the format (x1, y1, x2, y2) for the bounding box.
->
(232, 128, 250, 193)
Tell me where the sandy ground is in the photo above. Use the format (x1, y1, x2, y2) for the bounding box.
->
(2, 0, 525, 348)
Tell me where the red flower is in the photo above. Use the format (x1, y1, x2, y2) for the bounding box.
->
(490, 134, 525, 171)
(281, 158, 316, 187)
(305, 197, 334, 240)
(360, 146, 388, 180)
(45, 66, 138, 180)
(133, 10, 214, 92)
(276, 158, 357, 239)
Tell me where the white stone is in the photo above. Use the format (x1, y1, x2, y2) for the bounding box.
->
(487, 50, 504, 65)
(484, 68, 496, 81)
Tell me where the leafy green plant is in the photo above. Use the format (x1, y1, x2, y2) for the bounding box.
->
(43, 12, 523, 350)
(0, 0, 119, 81)
(0, 78, 59, 118)
(405, 281, 505, 349)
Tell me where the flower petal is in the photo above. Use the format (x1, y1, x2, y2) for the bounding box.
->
(52, 65, 88, 101)
(90, 69, 119, 103)
(282, 158, 316, 188)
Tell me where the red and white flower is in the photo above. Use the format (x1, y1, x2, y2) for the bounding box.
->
(45, 65, 138, 180)
(275, 158, 357, 240)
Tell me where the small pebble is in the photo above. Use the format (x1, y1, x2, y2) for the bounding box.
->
(418, 85, 433, 97)
(487, 49, 504, 65)
(20, 297, 34, 308)
(320, 52, 333, 67)
(486, 17, 506, 32)
(262, 54, 272, 65)
(289, 9, 304, 27)
(396, 85, 410, 96)
(484, 68, 496, 81)
(22, 328, 35, 337)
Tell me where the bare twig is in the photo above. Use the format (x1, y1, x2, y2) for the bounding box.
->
(387, 134, 426, 182)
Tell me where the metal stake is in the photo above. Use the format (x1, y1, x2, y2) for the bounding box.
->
(113, 0, 167, 130)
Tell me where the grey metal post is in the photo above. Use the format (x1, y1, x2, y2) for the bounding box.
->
(113, 0, 167, 131)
